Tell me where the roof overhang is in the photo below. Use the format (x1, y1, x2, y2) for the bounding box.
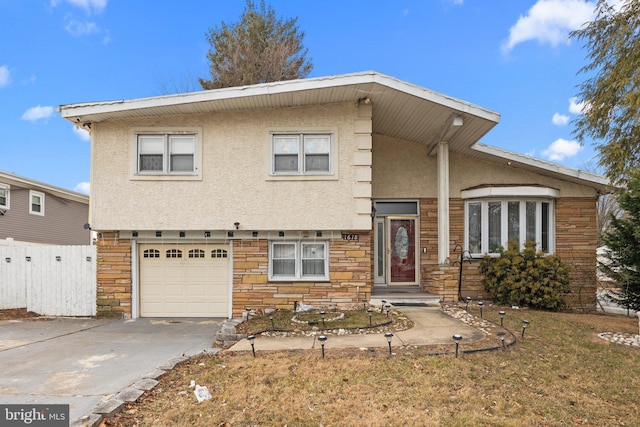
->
(58, 71, 500, 154)
(58, 70, 611, 192)
(0, 170, 89, 204)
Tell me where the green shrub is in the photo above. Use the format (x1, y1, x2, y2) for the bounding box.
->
(479, 240, 570, 310)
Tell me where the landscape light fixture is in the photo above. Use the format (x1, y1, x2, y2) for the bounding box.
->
(465, 296, 471, 310)
(522, 320, 530, 338)
(499, 311, 506, 327)
(248, 335, 256, 357)
(269, 315, 275, 331)
(385, 332, 394, 356)
(478, 301, 484, 318)
(380, 300, 387, 313)
(385, 304, 391, 318)
(452, 334, 463, 358)
(367, 308, 373, 326)
(497, 331, 506, 351)
(320, 311, 326, 327)
(318, 335, 327, 358)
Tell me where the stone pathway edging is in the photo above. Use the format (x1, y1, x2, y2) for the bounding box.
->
(74, 348, 220, 427)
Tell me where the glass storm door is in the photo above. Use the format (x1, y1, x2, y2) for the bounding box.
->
(389, 217, 417, 285)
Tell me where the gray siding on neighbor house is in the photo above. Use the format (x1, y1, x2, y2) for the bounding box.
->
(0, 183, 90, 245)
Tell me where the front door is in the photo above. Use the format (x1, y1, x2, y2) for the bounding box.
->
(374, 216, 418, 285)
(389, 217, 417, 284)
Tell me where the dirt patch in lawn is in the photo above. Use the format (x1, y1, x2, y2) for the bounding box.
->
(0, 308, 49, 321)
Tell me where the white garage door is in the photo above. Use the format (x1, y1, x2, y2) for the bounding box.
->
(139, 244, 229, 317)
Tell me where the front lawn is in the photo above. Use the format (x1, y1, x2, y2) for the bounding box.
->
(103, 306, 640, 426)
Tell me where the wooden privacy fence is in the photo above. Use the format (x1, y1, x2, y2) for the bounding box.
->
(0, 245, 96, 316)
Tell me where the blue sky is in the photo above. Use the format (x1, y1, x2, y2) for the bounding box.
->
(0, 0, 604, 194)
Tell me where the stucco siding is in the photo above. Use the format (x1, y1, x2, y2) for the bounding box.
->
(90, 102, 372, 231)
(372, 135, 598, 198)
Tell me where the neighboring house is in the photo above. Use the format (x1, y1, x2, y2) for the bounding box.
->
(58, 71, 609, 319)
(0, 170, 90, 246)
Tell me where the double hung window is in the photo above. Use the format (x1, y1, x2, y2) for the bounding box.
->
(272, 133, 332, 175)
(269, 241, 328, 280)
(0, 184, 8, 209)
(29, 190, 44, 216)
(465, 199, 553, 256)
(137, 134, 196, 174)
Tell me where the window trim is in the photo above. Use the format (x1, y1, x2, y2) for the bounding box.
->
(0, 183, 9, 210)
(270, 132, 334, 176)
(130, 128, 203, 181)
(268, 240, 329, 281)
(29, 190, 44, 216)
(464, 198, 555, 257)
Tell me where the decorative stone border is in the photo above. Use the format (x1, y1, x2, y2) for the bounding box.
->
(597, 332, 640, 347)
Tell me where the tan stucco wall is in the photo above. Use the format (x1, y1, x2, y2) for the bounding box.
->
(90, 102, 372, 231)
(372, 135, 598, 198)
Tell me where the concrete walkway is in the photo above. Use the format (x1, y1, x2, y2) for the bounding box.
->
(0, 317, 222, 426)
(227, 306, 485, 352)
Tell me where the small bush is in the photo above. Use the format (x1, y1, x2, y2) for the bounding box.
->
(479, 240, 570, 310)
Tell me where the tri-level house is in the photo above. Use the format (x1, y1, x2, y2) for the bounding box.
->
(0, 170, 90, 246)
(58, 71, 608, 319)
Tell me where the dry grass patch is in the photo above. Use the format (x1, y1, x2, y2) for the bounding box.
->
(103, 307, 640, 427)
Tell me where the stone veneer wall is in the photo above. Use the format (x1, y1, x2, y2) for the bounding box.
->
(555, 198, 598, 308)
(96, 232, 132, 318)
(420, 197, 598, 306)
(232, 232, 372, 317)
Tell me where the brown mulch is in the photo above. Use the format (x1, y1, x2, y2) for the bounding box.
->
(0, 308, 45, 321)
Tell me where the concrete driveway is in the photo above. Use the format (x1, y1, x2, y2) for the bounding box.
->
(0, 317, 222, 426)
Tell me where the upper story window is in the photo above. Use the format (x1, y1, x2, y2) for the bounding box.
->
(0, 184, 9, 210)
(29, 190, 44, 216)
(465, 199, 554, 257)
(272, 133, 332, 175)
(137, 134, 197, 175)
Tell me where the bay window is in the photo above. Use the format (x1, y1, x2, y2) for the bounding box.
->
(465, 199, 554, 256)
(269, 241, 328, 280)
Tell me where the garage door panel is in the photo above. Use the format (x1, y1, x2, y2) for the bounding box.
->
(139, 244, 230, 317)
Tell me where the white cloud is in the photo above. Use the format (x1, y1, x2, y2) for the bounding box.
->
(72, 125, 91, 141)
(74, 182, 90, 194)
(569, 96, 589, 114)
(502, 0, 595, 52)
(21, 105, 55, 122)
(51, 0, 107, 14)
(552, 113, 570, 125)
(65, 19, 99, 36)
(0, 65, 10, 87)
(542, 138, 583, 161)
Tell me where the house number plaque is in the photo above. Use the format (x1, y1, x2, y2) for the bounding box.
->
(341, 234, 359, 241)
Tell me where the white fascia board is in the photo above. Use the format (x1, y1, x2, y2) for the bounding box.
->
(471, 143, 611, 188)
(0, 170, 89, 204)
(58, 71, 501, 124)
(461, 186, 561, 199)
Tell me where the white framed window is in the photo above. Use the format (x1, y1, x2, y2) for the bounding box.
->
(465, 199, 554, 257)
(271, 133, 332, 175)
(269, 241, 329, 280)
(137, 133, 197, 175)
(29, 190, 44, 216)
(0, 184, 9, 210)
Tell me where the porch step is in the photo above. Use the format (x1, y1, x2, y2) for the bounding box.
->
(370, 287, 440, 307)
